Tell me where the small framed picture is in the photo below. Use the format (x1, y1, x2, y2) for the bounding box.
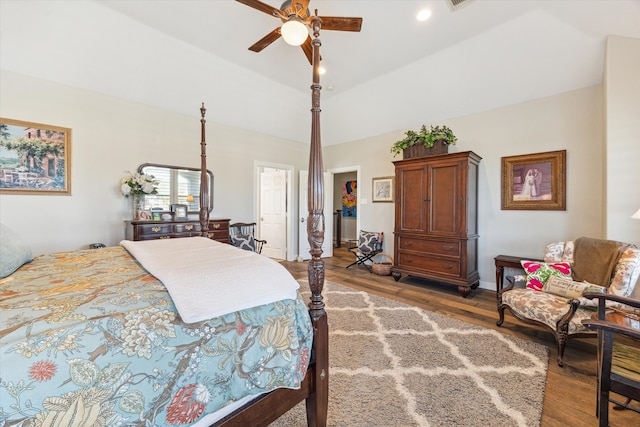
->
(372, 176, 394, 203)
(152, 211, 162, 221)
(139, 210, 152, 221)
(171, 204, 188, 219)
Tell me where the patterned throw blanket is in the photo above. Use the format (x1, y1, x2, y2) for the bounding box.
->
(572, 236, 631, 286)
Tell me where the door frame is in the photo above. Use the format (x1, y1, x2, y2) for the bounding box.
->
(327, 165, 361, 248)
(254, 161, 294, 261)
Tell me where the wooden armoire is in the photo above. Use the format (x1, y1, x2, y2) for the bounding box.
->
(391, 151, 482, 297)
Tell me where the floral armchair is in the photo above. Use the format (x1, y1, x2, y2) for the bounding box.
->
(497, 238, 640, 366)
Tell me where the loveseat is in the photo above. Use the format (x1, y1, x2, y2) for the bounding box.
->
(497, 237, 640, 366)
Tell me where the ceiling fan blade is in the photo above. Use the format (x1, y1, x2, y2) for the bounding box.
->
(318, 16, 363, 32)
(300, 35, 313, 65)
(235, 0, 280, 17)
(300, 36, 322, 66)
(249, 28, 282, 52)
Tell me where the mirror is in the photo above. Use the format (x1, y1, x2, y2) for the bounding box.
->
(137, 163, 213, 213)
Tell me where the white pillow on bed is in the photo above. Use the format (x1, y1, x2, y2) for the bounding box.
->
(0, 223, 33, 278)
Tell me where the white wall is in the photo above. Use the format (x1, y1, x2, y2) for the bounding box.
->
(604, 36, 640, 244)
(0, 71, 308, 255)
(2, 37, 636, 292)
(324, 86, 605, 290)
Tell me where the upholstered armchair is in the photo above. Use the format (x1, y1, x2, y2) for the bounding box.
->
(497, 238, 640, 366)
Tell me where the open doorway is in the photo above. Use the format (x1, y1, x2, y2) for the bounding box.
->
(329, 166, 361, 249)
(297, 166, 360, 261)
(255, 161, 293, 261)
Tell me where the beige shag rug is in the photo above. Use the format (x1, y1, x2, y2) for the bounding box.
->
(270, 280, 548, 427)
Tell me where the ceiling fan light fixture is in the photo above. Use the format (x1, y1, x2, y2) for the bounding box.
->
(281, 20, 308, 46)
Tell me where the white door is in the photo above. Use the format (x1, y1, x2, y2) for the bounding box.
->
(260, 169, 287, 259)
(299, 170, 333, 260)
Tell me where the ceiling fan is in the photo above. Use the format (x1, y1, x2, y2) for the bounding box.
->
(236, 0, 363, 64)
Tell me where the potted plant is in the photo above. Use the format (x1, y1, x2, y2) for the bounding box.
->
(391, 125, 457, 158)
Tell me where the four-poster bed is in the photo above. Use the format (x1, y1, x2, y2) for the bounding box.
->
(211, 14, 329, 426)
(0, 16, 329, 427)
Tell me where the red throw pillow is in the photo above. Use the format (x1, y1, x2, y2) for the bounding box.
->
(520, 260, 572, 291)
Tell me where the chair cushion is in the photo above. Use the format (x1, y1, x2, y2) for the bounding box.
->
(0, 223, 33, 278)
(521, 260, 572, 291)
(502, 288, 594, 335)
(231, 234, 257, 252)
(609, 247, 640, 297)
(544, 241, 574, 263)
(358, 231, 380, 253)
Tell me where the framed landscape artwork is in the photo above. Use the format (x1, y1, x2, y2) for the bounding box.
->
(0, 118, 71, 195)
(372, 176, 394, 203)
(501, 150, 566, 210)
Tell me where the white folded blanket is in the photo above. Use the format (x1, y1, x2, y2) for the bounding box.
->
(120, 237, 300, 323)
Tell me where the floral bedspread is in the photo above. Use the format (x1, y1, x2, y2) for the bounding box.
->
(0, 247, 313, 426)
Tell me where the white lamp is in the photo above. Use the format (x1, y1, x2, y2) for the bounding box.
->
(281, 20, 308, 46)
(632, 208, 640, 220)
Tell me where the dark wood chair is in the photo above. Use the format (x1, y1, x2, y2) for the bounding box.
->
(582, 293, 640, 427)
(229, 222, 267, 254)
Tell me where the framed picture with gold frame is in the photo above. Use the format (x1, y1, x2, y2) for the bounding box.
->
(0, 118, 71, 195)
(501, 150, 566, 210)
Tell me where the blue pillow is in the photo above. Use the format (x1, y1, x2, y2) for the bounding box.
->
(1, 223, 33, 278)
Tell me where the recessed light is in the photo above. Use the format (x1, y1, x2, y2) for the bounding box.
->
(416, 8, 432, 22)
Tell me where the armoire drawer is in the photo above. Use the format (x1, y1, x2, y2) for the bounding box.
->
(397, 253, 461, 277)
(398, 237, 461, 257)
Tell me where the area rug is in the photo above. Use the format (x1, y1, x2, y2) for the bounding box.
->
(270, 280, 548, 427)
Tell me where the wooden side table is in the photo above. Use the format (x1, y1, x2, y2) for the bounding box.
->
(494, 255, 541, 297)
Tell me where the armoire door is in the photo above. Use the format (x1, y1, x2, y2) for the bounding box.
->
(427, 159, 465, 237)
(396, 164, 427, 234)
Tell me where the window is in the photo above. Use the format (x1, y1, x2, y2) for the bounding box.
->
(138, 163, 213, 212)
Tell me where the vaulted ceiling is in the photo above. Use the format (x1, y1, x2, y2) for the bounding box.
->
(1, 1, 639, 145)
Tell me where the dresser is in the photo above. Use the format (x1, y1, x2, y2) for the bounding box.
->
(126, 219, 230, 243)
(391, 151, 481, 297)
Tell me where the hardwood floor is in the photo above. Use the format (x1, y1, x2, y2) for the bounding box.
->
(280, 246, 638, 427)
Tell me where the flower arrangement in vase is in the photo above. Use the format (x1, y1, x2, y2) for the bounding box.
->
(120, 172, 159, 220)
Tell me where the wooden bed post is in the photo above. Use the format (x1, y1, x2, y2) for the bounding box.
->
(199, 103, 210, 236)
(306, 14, 329, 427)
